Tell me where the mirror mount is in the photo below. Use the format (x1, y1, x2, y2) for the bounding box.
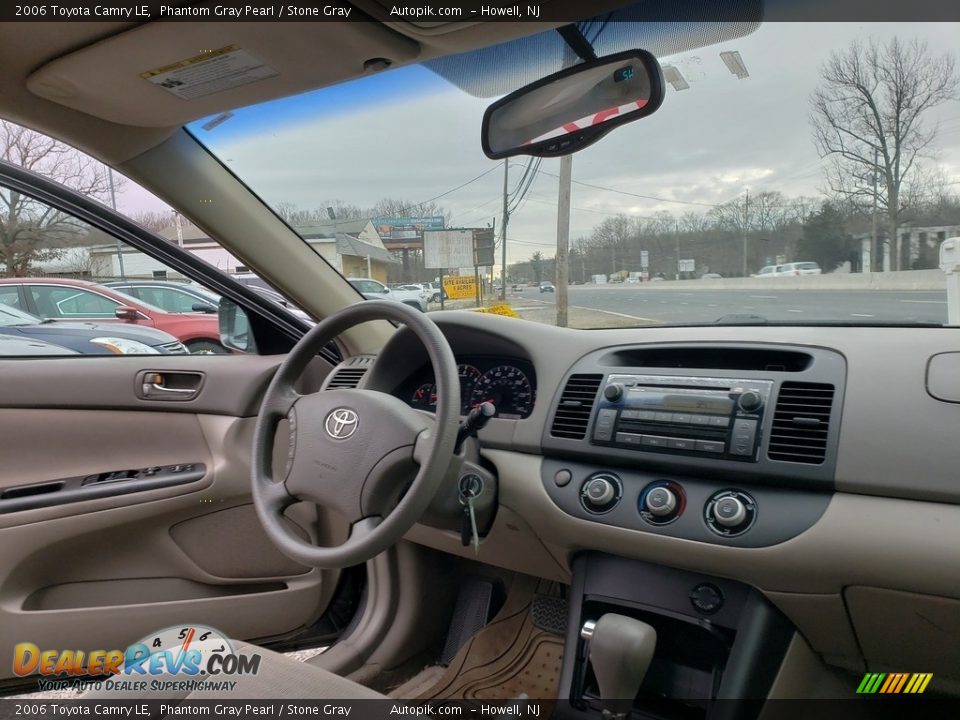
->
(218, 298, 257, 354)
(482, 49, 665, 159)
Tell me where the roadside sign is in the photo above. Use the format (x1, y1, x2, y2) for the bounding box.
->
(443, 275, 477, 300)
(473, 228, 496, 267)
(678, 258, 696, 273)
(424, 230, 474, 269)
(640, 250, 649, 269)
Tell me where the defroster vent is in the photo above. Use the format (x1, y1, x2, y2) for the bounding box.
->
(768, 382, 835, 464)
(325, 356, 374, 390)
(550, 374, 603, 439)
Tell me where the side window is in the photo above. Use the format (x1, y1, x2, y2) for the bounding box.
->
(0, 176, 235, 357)
(31, 286, 118, 318)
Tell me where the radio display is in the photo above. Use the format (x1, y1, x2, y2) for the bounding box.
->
(627, 389, 734, 414)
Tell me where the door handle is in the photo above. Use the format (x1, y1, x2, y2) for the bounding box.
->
(138, 371, 203, 401)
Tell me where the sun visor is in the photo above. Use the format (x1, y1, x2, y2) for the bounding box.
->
(26, 20, 420, 128)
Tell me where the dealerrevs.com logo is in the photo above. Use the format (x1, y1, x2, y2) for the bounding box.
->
(13, 625, 260, 693)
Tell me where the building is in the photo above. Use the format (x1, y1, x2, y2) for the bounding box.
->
(855, 224, 960, 272)
(76, 216, 396, 283)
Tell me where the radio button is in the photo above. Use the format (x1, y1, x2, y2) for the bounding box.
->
(730, 419, 758, 456)
(641, 436, 668, 448)
(690, 414, 711, 426)
(593, 409, 618, 441)
(604, 384, 624, 401)
(638, 410, 656, 421)
(667, 438, 696, 451)
(709, 416, 731, 428)
(696, 440, 726, 454)
(671, 413, 692, 424)
(738, 390, 763, 412)
(621, 410, 640, 420)
(654, 412, 673, 422)
(615, 432, 643, 446)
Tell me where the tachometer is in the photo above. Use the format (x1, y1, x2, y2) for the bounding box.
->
(469, 366, 534, 419)
(457, 364, 483, 414)
(410, 383, 437, 410)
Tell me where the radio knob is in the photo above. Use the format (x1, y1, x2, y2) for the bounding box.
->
(583, 475, 617, 508)
(738, 390, 763, 412)
(603, 384, 624, 401)
(644, 487, 677, 517)
(713, 496, 747, 528)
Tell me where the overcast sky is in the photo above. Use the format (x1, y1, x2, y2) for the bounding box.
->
(124, 22, 960, 267)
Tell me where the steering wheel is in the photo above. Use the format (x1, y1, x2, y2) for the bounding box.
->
(251, 300, 459, 568)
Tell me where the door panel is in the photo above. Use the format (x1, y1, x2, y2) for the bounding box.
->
(0, 355, 339, 682)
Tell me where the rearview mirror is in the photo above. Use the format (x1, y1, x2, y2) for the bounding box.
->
(218, 298, 257, 354)
(482, 49, 664, 159)
(191, 302, 217, 314)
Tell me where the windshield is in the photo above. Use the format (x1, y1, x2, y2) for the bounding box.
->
(0, 303, 42, 327)
(189, 20, 960, 329)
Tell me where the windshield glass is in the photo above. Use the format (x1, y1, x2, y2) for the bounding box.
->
(0, 303, 42, 327)
(189, 20, 960, 329)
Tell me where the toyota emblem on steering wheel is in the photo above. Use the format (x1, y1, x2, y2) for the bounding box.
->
(325, 408, 359, 439)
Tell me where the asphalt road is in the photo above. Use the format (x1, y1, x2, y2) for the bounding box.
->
(517, 286, 949, 325)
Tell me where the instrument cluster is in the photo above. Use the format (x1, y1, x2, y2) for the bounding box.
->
(399, 356, 536, 419)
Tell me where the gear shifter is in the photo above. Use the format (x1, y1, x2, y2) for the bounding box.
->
(587, 614, 657, 719)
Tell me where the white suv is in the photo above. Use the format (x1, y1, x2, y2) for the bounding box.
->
(776, 262, 822, 276)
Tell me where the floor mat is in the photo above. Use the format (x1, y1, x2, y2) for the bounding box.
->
(389, 576, 565, 700)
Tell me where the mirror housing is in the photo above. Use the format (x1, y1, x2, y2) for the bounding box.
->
(482, 49, 665, 159)
(192, 302, 218, 314)
(218, 297, 257, 354)
(114, 306, 140, 321)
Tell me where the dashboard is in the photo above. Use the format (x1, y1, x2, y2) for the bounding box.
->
(393, 355, 537, 419)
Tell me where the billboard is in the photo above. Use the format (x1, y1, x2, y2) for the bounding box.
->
(473, 228, 496, 267)
(423, 230, 474, 269)
(373, 216, 445, 241)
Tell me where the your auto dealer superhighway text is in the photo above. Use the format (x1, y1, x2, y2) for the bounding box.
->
(43, 705, 354, 716)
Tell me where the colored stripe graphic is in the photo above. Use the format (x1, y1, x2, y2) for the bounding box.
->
(857, 672, 932, 694)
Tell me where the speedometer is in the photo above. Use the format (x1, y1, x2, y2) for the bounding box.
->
(469, 366, 535, 419)
(458, 364, 483, 414)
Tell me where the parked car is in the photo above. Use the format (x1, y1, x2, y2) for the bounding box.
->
(700, 273, 723, 279)
(539, 281, 556, 293)
(0, 302, 187, 355)
(108, 279, 314, 324)
(0, 332, 78, 356)
(0, 278, 225, 353)
(347, 278, 428, 312)
(752, 265, 778, 278)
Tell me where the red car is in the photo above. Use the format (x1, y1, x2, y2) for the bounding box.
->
(0, 278, 226, 353)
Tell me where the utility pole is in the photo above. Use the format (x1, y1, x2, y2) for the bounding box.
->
(741, 191, 750, 277)
(500, 159, 508, 301)
(675, 221, 681, 280)
(556, 154, 572, 327)
(871, 148, 879, 272)
(108, 167, 126, 280)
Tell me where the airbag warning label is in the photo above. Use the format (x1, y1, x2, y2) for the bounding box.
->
(141, 45, 278, 100)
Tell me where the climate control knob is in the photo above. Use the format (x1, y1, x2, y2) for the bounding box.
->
(737, 390, 763, 412)
(644, 486, 677, 517)
(580, 474, 621, 513)
(713, 496, 747, 527)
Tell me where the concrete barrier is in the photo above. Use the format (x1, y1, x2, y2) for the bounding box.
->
(583, 269, 946, 291)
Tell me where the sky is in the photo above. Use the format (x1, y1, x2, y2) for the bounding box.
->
(126, 22, 960, 267)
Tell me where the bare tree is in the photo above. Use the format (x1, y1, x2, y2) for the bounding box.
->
(0, 121, 116, 276)
(810, 37, 958, 270)
(131, 210, 172, 233)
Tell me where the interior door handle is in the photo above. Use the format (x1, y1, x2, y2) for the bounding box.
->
(138, 371, 203, 401)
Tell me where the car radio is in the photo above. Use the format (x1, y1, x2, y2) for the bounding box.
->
(591, 374, 774, 462)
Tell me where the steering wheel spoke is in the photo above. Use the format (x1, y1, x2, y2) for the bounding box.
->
(252, 300, 460, 569)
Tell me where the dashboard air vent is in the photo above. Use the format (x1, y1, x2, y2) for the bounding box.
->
(768, 382, 835, 464)
(550, 374, 603, 439)
(325, 356, 373, 390)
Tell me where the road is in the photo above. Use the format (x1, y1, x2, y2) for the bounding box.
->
(516, 286, 949, 325)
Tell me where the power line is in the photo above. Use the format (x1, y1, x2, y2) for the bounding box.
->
(540, 170, 720, 208)
(394, 162, 504, 217)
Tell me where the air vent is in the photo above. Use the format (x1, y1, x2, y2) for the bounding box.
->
(768, 382, 835, 464)
(550, 374, 603, 439)
(325, 356, 374, 390)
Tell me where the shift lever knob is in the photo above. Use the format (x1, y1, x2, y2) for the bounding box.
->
(588, 614, 657, 719)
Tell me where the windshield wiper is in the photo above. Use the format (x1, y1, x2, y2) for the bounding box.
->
(714, 314, 769, 325)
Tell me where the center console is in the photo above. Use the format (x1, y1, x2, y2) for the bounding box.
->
(557, 554, 795, 720)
